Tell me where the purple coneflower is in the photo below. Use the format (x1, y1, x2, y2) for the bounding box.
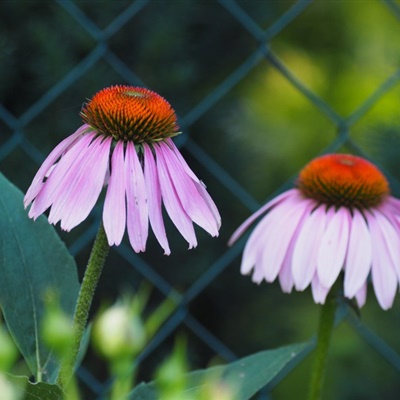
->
(229, 154, 400, 309)
(24, 86, 220, 254)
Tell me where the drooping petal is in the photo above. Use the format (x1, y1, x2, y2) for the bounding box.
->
(260, 196, 313, 282)
(355, 283, 367, 309)
(240, 202, 280, 276)
(45, 137, 111, 231)
(194, 180, 221, 231)
(154, 143, 197, 248)
(228, 189, 298, 246)
(156, 142, 219, 237)
(377, 204, 400, 281)
(278, 233, 298, 293)
(292, 205, 327, 291)
(251, 266, 264, 284)
(311, 274, 330, 305)
(164, 138, 199, 182)
(317, 206, 350, 288)
(278, 255, 294, 293)
(344, 209, 372, 298)
(29, 132, 96, 220)
(239, 191, 308, 277)
(143, 143, 170, 255)
(125, 142, 149, 253)
(103, 141, 126, 246)
(386, 196, 400, 210)
(24, 124, 90, 207)
(58, 136, 111, 230)
(45, 134, 102, 226)
(279, 198, 315, 293)
(368, 211, 398, 310)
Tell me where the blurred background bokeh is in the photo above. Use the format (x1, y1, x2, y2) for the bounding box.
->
(2, 1, 400, 399)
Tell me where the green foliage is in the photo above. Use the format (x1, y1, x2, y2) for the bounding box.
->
(0, 325, 19, 372)
(21, 381, 63, 400)
(0, 172, 79, 383)
(129, 341, 312, 400)
(2, 1, 400, 399)
(1, 375, 63, 400)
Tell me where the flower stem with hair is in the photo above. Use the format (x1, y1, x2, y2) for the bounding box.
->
(308, 291, 337, 400)
(57, 222, 109, 389)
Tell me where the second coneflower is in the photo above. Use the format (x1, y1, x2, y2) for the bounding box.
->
(229, 154, 400, 310)
(24, 86, 221, 254)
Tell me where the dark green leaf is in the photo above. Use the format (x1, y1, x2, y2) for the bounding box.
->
(129, 342, 312, 400)
(0, 173, 79, 383)
(22, 381, 63, 400)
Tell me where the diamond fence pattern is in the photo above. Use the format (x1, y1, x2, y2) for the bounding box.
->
(2, 1, 400, 399)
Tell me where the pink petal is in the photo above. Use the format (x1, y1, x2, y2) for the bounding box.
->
(279, 199, 316, 293)
(344, 209, 372, 298)
(368, 211, 398, 310)
(194, 180, 221, 231)
(103, 141, 126, 246)
(24, 124, 91, 207)
(317, 207, 350, 288)
(311, 274, 330, 304)
(45, 134, 99, 225)
(165, 138, 200, 182)
(240, 203, 280, 276)
(154, 143, 197, 248)
(355, 283, 367, 308)
(278, 236, 297, 293)
(60, 136, 111, 230)
(251, 267, 264, 284)
(156, 142, 219, 236)
(278, 259, 294, 293)
(125, 142, 149, 253)
(143, 143, 170, 255)
(386, 196, 400, 210)
(57, 136, 111, 230)
(377, 203, 400, 281)
(241, 196, 301, 275)
(260, 196, 313, 282)
(29, 132, 96, 220)
(292, 206, 328, 291)
(228, 189, 298, 246)
(43, 137, 111, 231)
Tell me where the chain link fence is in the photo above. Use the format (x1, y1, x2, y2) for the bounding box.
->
(2, 1, 400, 398)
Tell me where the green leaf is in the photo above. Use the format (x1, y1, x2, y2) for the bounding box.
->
(22, 382, 63, 400)
(0, 173, 80, 383)
(129, 342, 313, 400)
(21, 381, 63, 400)
(7, 375, 62, 400)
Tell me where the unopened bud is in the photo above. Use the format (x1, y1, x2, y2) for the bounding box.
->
(93, 303, 146, 360)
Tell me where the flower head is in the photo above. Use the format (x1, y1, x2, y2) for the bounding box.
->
(25, 85, 221, 254)
(229, 154, 400, 309)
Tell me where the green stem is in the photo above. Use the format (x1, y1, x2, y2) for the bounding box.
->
(110, 359, 136, 400)
(57, 222, 110, 390)
(308, 293, 337, 400)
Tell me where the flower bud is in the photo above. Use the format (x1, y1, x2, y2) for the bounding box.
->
(93, 302, 146, 361)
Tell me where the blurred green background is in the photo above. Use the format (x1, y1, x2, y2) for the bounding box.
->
(1, 0, 400, 399)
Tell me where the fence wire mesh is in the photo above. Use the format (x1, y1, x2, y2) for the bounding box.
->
(2, 0, 400, 399)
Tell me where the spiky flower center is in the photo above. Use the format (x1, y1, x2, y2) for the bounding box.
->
(81, 85, 179, 142)
(297, 154, 389, 208)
